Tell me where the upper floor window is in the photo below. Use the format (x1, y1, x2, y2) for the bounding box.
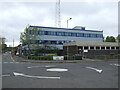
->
(32, 30, 102, 39)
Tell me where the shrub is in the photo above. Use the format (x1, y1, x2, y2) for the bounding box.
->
(27, 55, 53, 60)
(46, 54, 56, 56)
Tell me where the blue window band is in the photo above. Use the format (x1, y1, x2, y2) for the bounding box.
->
(29, 30, 103, 38)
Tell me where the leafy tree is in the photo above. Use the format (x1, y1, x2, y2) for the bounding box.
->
(116, 34, 120, 42)
(105, 36, 116, 42)
(20, 25, 60, 56)
(20, 26, 41, 56)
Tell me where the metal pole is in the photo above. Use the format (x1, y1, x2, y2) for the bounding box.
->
(66, 18, 72, 60)
(12, 39, 14, 55)
(67, 20, 68, 60)
(67, 20, 68, 28)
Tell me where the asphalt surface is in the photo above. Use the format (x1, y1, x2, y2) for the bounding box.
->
(2, 52, 119, 88)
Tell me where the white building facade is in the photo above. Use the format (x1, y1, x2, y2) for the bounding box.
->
(27, 25, 103, 50)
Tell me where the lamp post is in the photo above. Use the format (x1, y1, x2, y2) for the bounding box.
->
(67, 18, 72, 28)
(66, 18, 72, 60)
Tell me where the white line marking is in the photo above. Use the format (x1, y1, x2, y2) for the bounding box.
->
(46, 68, 68, 72)
(2, 74, 10, 77)
(27, 65, 56, 69)
(15, 62, 19, 64)
(13, 72, 60, 79)
(86, 67, 102, 73)
(10, 55, 15, 62)
(4, 62, 8, 64)
(110, 64, 120, 67)
(10, 62, 14, 64)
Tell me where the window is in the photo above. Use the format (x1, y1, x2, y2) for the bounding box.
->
(68, 32, 71, 36)
(63, 41, 66, 43)
(90, 34, 97, 38)
(38, 40, 42, 44)
(65, 32, 68, 36)
(84, 33, 90, 37)
(45, 31, 48, 35)
(81, 33, 84, 37)
(56, 32, 62, 36)
(106, 47, 110, 50)
(96, 34, 103, 38)
(111, 47, 115, 50)
(76, 33, 80, 37)
(116, 47, 119, 50)
(90, 46, 94, 50)
(58, 41, 63, 44)
(71, 33, 77, 37)
(84, 46, 88, 49)
(40, 30, 103, 39)
(29, 30, 35, 35)
(61, 32, 65, 36)
(38, 31, 45, 35)
(79, 46, 83, 50)
(77, 33, 84, 37)
(101, 47, 105, 50)
(96, 46, 100, 50)
(50, 41, 57, 44)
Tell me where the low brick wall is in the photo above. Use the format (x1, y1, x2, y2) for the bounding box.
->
(84, 50, 119, 59)
(63, 46, 119, 59)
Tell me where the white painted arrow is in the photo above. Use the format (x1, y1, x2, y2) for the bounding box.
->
(86, 67, 103, 73)
(13, 72, 60, 79)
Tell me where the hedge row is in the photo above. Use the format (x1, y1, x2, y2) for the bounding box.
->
(28, 56, 53, 60)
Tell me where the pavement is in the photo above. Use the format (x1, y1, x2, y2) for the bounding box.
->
(2, 52, 119, 88)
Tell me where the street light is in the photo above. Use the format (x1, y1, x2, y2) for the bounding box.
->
(67, 18, 72, 28)
(66, 18, 72, 60)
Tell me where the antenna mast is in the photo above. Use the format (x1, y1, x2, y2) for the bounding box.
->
(55, 0, 61, 28)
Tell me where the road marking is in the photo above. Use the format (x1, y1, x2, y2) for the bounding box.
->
(4, 62, 8, 64)
(13, 72, 60, 79)
(27, 65, 56, 69)
(2, 74, 10, 77)
(110, 64, 120, 67)
(46, 68, 68, 72)
(10, 62, 14, 64)
(10, 55, 15, 62)
(15, 62, 19, 64)
(86, 67, 102, 73)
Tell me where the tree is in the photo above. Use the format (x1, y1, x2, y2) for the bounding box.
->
(20, 25, 60, 56)
(116, 34, 120, 42)
(20, 26, 41, 56)
(105, 36, 116, 42)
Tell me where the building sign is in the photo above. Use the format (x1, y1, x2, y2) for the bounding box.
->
(84, 50, 88, 52)
(53, 56, 64, 60)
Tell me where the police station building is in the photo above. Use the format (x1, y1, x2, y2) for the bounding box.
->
(27, 25, 103, 50)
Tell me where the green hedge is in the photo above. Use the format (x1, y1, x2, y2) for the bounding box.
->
(28, 56, 53, 60)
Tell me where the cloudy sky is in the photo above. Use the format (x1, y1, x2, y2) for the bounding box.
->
(0, 0, 118, 46)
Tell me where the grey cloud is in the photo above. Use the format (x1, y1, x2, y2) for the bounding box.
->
(0, 1, 118, 46)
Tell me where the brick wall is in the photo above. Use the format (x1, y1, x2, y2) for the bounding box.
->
(63, 46, 119, 59)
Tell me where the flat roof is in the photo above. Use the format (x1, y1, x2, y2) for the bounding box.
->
(29, 25, 103, 33)
(64, 41, 119, 47)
